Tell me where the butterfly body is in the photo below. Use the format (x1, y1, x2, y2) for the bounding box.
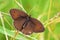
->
(21, 16, 30, 30)
(10, 9, 45, 35)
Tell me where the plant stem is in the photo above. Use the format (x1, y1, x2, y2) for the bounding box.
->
(0, 12, 8, 40)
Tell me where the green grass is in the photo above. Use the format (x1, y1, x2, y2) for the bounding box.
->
(0, 0, 60, 40)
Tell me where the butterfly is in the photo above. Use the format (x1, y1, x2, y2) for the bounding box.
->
(10, 9, 45, 35)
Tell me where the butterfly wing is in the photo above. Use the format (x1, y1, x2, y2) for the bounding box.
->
(14, 18, 26, 31)
(10, 9, 28, 20)
(21, 21, 33, 35)
(10, 9, 28, 31)
(30, 18, 45, 33)
(10, 9, 44, 34)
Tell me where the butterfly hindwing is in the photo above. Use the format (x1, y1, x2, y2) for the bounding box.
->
(21, 21, 33, 35)
(14, 17, 26, 31)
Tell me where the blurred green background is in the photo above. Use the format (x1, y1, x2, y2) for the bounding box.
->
(0, 0, 60, 40)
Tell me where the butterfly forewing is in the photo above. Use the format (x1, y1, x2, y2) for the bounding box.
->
(30, 18, 44, 32)
(10, 9, 28, 20)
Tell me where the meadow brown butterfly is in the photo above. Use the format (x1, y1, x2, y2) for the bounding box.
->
(10, 9, 44, 35)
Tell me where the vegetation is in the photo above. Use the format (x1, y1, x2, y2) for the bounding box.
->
(0, 0, 60, 40)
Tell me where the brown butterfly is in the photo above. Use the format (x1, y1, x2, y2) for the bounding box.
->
(10, 9, 45, 35)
